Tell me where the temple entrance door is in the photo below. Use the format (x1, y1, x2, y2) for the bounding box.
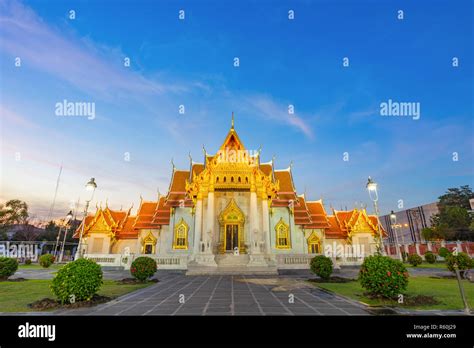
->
(225, 224, 239, 251)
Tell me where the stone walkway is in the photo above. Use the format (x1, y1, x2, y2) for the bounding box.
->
(55, 274, 370, 316)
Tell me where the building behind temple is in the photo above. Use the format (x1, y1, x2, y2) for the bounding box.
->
(380, 202, 439, 245)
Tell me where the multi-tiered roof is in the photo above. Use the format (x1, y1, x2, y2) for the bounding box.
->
(75, 116, 385, 240)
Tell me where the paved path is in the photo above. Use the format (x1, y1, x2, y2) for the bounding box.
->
(55, 274, 370, 316)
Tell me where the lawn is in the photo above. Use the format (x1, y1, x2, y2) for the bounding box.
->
(406, 262, 447, 269)
(0, 279, 152, 312)
(313, 276, 474, 311)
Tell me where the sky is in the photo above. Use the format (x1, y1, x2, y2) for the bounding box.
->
(0, 0, 473, 222)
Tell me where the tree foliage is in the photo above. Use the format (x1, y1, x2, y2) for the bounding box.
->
(428, 186, 474, 241)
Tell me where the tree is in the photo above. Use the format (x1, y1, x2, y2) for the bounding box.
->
(421, 227, 443, 241)
(12, 224, 41, 241)
(430, 186, 474, 241)
(438, 185, 473, 211)
(40, 221, 60, 241)
(0, 200, 29, 240)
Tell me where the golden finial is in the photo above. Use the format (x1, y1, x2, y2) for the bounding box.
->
(231, 112, 234, 129)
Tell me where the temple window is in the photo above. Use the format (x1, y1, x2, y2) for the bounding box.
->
(307, 232, 321, 254)
(141, 232, 157, 254)
(216, 176, 219, 183)
(224, 176, 227, 183)
(238, 176, 241, 183)
(231, 176, 234, 183)
(245, 177, 249, 184)
(144, 243, 153, 254)
(275, 218, 290, 249)
(173, 218, 189, 250)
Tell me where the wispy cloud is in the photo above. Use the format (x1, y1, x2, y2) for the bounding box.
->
(242, 94, 314, 139)
(0, 0, 188, 100)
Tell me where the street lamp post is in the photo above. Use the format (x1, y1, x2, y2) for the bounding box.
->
(390, 210, 402, 260)
(75, 178, 97, 259)
(53, 225, 63, 257)
(59, 210, 73, 262)
(366, 176, 385, 255)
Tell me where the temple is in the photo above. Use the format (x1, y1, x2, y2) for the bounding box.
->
(75, 115, 385, 274)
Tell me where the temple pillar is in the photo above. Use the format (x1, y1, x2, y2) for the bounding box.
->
(205, 192, 215, 254)
(249, 191, 258, 253)
(193, 199, 203, 256)
(262, 199, 271, 254)
(193, 193, 217, 267)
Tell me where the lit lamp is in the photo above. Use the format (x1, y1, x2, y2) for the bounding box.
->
(75, 178, 97, 259)
(390, 210, 402, 260)
(366, 176, 385, 254)
(59, 210, 74, 263)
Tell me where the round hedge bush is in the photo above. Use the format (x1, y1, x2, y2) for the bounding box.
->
(0, 257, 18, 280)
(445, 252, 473, 274)
(407, 253, 423, 267)
(310, 255, 333, 280)
(438, 247, 450, 258)
(39, 253, 55, 268)
(424, 251, 436, 264)
(130, 256, 157, 282)
(50, 258, 103, 304)
(24, 258, 32, 265)
(359, 255, 409, 298)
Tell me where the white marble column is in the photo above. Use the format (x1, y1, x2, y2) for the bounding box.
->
(193, 199, 203, 255)
(262, 199, 270, 254)
(249, 191, 258, 253)
(205, 192, 214, 253)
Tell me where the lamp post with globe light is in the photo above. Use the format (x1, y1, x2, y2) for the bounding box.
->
(390, 210, 402, 260)
(75, 178, 97, 259)
(58, 210, 74, 262)
(53, 210, 73, 257)
(366, 177, 385, 255)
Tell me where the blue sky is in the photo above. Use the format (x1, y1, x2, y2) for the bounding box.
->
(0, 0, 473, 221)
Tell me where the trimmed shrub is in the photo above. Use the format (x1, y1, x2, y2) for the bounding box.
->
(438, 247, 450, 258)
(359, 255, 409, 298)
(424, 251, 436, 264)
(50, 258, 103, 304)
(0, 257, 18, 280)
(407, 253, 423, 267)
(310, 255, 333, 280)
(445, 252, 473, 275)
(130, 257, 157, 282)
(39, 253, 55, 268)
(24, 259, 32, 265)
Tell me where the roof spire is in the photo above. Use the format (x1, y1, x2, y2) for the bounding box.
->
(231, 112, 234, 129)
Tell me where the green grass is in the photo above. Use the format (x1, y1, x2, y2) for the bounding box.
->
(406, 262, 447, 269)
(313, 276, 474, 310)
(0, 279, 152, 312)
